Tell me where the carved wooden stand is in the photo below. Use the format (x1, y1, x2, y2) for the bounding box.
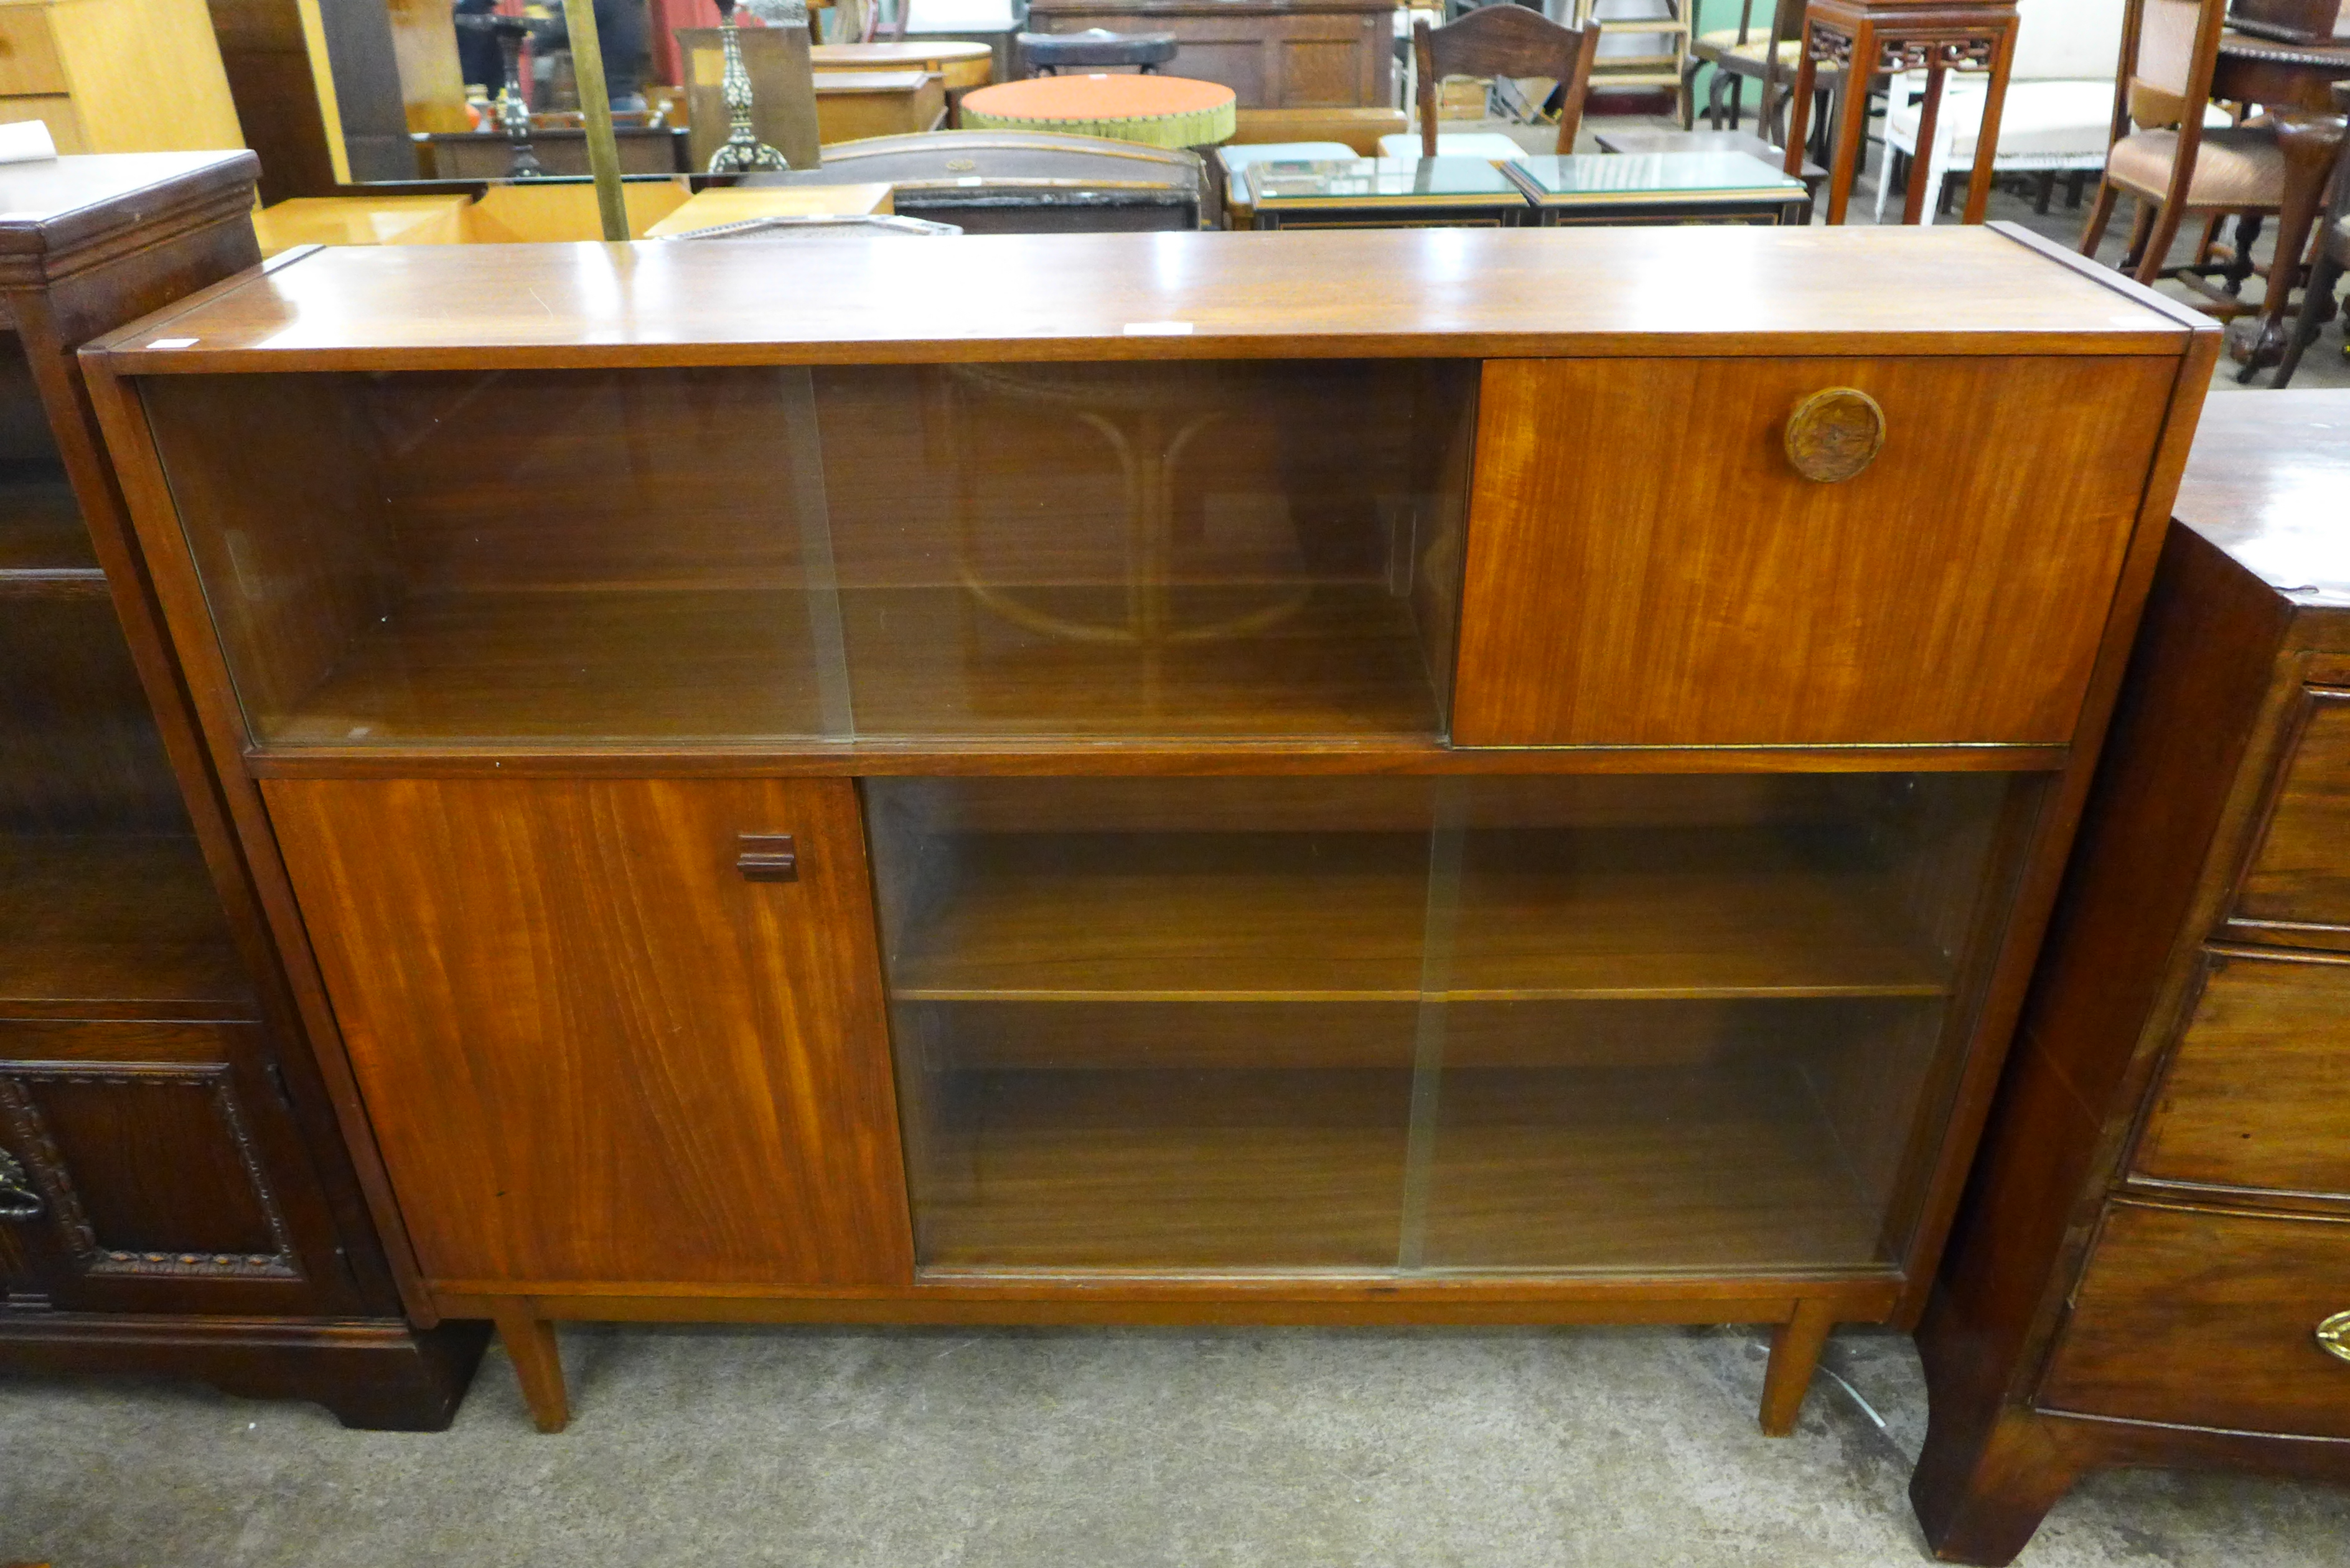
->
(1782, 0, 2019, 226)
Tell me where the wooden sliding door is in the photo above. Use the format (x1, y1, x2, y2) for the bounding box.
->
(264, 777, 912, 1292)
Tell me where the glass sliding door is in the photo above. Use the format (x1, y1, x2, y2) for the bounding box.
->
(869, 772, 2033, 1277)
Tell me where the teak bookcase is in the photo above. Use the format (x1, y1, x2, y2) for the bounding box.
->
(0, 152, 483, 1426)
(80, 225, 2217, 1433)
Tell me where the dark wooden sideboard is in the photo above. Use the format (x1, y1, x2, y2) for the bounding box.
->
(1912, 391, 2350, 1561)
(0, 154, 485, 1427)
(79, 225, 2215, 1432)
(1024, 0, 1394, 109)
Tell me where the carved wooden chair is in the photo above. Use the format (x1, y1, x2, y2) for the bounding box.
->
(1681, 0, 1792, 136)
(2081, 0, 2284, 285)
(2275, 81, 2350, 388)
(1400, 7, 1603, 160)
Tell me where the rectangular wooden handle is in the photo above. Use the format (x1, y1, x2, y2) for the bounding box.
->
(736, 833, 797, 882)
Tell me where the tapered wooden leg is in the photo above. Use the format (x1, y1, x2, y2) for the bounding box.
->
(1758, 1297, 1836, 1435)
(2118, 200, 2155, 271)
(2275, 245, 2344, 388)
(491, 1303, 569, 1433)
(1911, 1408, 2087, 1566)
(2133, 200, 2189, 286)
(2078, 180, 2120, 256)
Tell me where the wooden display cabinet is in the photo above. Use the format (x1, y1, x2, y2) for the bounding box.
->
(0, 153, 484, 1426)
(80, 226, 2217, 1433)
(1911, 392, 2350, 1563)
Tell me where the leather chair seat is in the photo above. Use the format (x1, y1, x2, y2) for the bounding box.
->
(2107, 124, 2285, 208)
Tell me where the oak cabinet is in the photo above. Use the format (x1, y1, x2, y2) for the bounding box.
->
(82, 225, 2214, 1433)
(0, 153, 482, 1427)
(1024, 0, 1393, 110)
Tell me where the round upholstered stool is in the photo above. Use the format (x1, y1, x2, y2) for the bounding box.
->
(960, 73, 1237, 149)
(1016, 28, 1179, 76)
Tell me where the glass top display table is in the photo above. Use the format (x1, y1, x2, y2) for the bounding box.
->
(1243, 156, 1530, 228)
(1504, 151, 1814, 226)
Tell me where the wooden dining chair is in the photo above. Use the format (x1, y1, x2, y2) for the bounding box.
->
(2275, 81, 2350, 387)
(1413, 8, 1603, 158)
(1681, 0, 1799, 138)
(2081, 0, 2285, 284)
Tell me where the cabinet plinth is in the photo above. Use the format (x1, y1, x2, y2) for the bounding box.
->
(80, 226, 2216, 1434)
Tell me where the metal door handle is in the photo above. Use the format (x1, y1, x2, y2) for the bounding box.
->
(2320, 1310, 2350, 1366)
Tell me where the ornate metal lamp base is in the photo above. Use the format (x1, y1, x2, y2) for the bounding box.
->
(708, 0, 790, 174)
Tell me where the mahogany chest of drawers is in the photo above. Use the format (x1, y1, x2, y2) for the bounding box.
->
(1912, 390, 2350, 1562)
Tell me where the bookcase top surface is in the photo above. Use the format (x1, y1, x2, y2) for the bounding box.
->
(87, 224, 2196, 373)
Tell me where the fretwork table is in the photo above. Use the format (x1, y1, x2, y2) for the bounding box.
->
(1781, 0, 2020, 226)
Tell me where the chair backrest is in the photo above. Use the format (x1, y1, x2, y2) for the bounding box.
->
(2011, 0, 2124, 82)
(1413, 9, 1602, 157)
(1725, 0, 1799, 47)
(2120, 0, 2227, 128)
(2105, 0, 2231, 210)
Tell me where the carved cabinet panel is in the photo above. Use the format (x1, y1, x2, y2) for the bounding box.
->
(0, 1019, 355, 1314)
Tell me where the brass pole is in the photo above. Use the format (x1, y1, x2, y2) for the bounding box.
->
(562, 0, 630, 241)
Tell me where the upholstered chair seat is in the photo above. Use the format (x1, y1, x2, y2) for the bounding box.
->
(2105, 124, 2284, 208)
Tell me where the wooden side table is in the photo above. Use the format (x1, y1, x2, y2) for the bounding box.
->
(1780, 0, 2018, 226)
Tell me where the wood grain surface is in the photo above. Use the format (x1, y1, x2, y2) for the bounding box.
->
(82, 226, 2190, 374)
(262, 777, 914, 1289)
(2039, 1202, 2350, 1439)
(1451, 355, 2176, 747)
(2168, 390, 2350, 609)
(2132, 947, 2350, 1199)
(2228, 688, 2350, 947)
(884, 829, 1952, 1001)
(0, 834, 247, 1017)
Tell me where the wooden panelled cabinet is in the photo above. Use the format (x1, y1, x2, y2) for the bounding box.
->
(80, 225, 2216, 1432)
(0, 153, 483, 1426)
(1912, 392, 2350, 1564)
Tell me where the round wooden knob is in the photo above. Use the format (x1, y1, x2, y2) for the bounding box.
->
(1784, 388, 1886, 483)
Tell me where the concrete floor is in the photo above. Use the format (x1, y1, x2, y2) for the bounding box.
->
(8, 111, 2350, 1568)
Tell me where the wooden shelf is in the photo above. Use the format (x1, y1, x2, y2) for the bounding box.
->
(911, 1062, 1881, 1272)
(0, 834, 251, 1018)
(889, 830, 1949, 1002)
(0, 464, 96, 596)
(1419, 1065, 1884, 1271)
(261, 581, 1444, 747)
(916, 1068, 1413, 1269)
(841, 582, 1443, 740)
(272, 588, 835, 745)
